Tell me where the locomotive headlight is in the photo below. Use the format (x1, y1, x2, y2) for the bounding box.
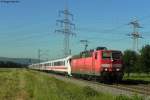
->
(116, 68, 120, 71)
(104, 68, 108, 71)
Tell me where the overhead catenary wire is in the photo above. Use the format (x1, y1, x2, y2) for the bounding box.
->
(1, 14, 150, 43)
(0, 13, 150, 50)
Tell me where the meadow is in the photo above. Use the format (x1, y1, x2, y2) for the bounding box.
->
(0, 68, 144, 100)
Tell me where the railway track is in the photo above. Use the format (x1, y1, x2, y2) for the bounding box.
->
(80, 78, 150, 96)
(44, 71, 150, 97)
(105, 84, 150, 96)
(75, 78, 150, 96)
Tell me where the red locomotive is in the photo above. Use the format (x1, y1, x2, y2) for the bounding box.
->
(71, 47, 123, 81)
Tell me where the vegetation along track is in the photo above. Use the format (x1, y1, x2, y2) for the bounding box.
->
(47, 73, 150, 97)
(80, 78, 150, 96)
(106, 84, 150, 96)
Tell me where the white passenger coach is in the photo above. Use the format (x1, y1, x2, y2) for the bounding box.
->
(28, 56, 72, 76)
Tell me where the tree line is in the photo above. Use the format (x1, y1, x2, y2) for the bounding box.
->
(0, 61, 26, 68)
(123, 44, 150, 76)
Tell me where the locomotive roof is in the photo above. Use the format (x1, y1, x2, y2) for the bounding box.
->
(80, 49, 121, 53)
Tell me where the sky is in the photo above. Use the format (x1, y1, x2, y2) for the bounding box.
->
(0, 0, 150, 59)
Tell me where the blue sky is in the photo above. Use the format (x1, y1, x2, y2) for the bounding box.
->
(0, 0, 150, 59)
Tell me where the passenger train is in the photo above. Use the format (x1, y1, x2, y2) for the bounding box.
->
(28, 47, 123, 81)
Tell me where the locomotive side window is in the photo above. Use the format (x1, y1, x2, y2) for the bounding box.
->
(95, 52, 97, 59)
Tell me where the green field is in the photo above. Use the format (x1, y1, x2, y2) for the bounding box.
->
(0, 68, 143, 100)
(123, 73, 150, 82)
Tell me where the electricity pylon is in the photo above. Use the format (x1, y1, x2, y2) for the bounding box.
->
(55, 4, 76, 57)
(128, 18, 143, 51)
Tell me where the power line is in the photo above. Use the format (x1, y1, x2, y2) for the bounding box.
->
(0, 32, 51, 46)
(139, 15, 150, 22)
(76, 25, 128, 34)
(76, 14, 150, 35)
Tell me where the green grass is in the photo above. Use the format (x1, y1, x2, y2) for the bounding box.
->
(123, 73, 150, 82)
(0, 68, 144, 100)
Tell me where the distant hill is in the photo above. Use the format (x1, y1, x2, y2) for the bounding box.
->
(0, 57, 39, 65)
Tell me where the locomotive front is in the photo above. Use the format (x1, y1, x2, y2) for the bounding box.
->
(100, 50, 123, 81)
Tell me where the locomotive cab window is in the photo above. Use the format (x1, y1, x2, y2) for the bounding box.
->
(112, 51, 122, 60)
(102, 51, 111, 59)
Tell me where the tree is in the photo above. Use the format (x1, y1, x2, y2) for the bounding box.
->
(123, 50, 138, 77)
(0, 61, 24, 68)
(140, 45, 150, 74)
(134, 54, 142, 73)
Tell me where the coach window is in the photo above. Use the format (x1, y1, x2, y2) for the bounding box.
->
(95, 52, 98, 59)
(59, 62, 61, 65)
(64, 61, 65, 65)
(61, 61, 63, 65)
(54, 62, 56, 66)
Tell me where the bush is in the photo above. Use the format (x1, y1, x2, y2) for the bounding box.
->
(115, 94, 144, 100)
(83, 86, 99, 97)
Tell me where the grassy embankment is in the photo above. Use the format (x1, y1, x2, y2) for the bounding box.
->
(0, 68, 143, 100)
(123, 73, 150, 82)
